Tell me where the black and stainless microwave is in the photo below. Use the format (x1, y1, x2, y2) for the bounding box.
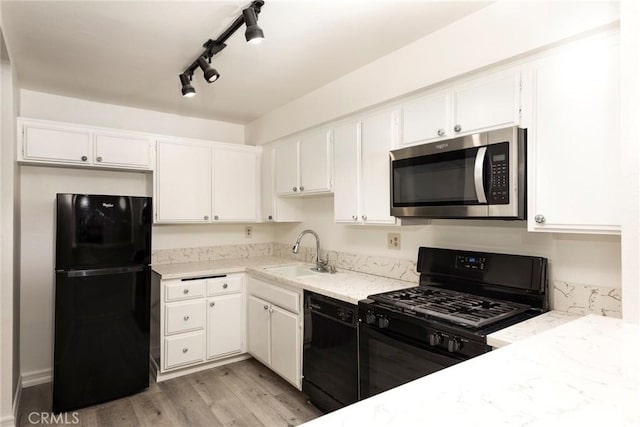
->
(390, 127, 526, 219)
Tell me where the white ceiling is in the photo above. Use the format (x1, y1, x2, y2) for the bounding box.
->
(1, 1, 490, 124)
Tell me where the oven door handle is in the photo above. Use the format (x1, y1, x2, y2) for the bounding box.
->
(474, 146, 488, 204)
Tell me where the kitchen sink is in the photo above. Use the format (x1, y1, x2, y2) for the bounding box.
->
(263, 265, 324, 278)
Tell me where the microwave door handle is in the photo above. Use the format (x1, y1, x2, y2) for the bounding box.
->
(474, 147, 488, 204)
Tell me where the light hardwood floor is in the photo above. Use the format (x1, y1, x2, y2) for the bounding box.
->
(18, 359, 323, 427)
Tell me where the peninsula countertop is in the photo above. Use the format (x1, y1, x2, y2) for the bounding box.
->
(302, 314, 639, 426)
(152, 256, 417, 305)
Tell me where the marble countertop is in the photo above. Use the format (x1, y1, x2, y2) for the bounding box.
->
(152, 256, 417, 305)
(486, 310, 583, 348)
(302, 314, 639, 427)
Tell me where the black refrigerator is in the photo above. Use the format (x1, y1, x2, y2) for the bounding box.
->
(53, 194, 152, 413)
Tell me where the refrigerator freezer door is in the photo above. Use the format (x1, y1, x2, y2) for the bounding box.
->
(55, 194, 152, 270)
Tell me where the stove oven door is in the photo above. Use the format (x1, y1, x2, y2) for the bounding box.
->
(359, 323, 465, 399)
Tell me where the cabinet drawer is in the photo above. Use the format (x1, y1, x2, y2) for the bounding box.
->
(164, 332, 205, 369)
(165, 300, 205, 335)
(248, 278, 300, 314)
(165, 279, 206, 302)
(207, 275, 243, 296)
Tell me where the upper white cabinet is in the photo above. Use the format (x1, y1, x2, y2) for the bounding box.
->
(94, 132, 153, 169)
(155, 139, 260, 224)
(400, 68, 521, 147)
(259, 145, 303, 222)
(212, 147, 258, 222)
(18, 118, 153, 170)
(275, 128, 332, 196)
(333, 109, 399, 225)
(527, 31, 620, 234)
(156, 140, 212, 223)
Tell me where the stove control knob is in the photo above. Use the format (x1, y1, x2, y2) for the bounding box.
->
(428, 333, 442, 346)
(365, 312, 376, 325)
(377, 317, 390, 329)
(447, 338, 461, 353)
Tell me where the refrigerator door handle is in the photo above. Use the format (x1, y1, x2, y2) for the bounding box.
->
(62, 265, 146, 278)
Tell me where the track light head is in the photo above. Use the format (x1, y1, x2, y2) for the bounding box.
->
(179, 73, 196, 98)
(242, 7, 264, 44)
(197, 57, 220, 83)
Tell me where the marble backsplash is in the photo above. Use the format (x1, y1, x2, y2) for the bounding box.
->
(552, 281, 622, 318)
(153, 242, 622, 317)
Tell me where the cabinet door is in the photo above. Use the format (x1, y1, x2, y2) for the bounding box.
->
(528, 33, 620, 234)
(401, 91, 451, 146)
(247, 295, 271, 365)
(333, 122, 360, 223)
(274, 140, 299, 196)
(156, 140, 212, 223)
(22, 123, 93, 165)
(213, 147, 258, 221)
(299, 129, 332, 194)
(270, 305, 301, 389)
(260, 146, 303, 222)
(453, 69, 520, 135)
(360, 109, 398, 225)
(94, 132, 152, 169)
(207, 293, 243, 359)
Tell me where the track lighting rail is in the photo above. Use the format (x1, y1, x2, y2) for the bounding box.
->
(180, 0, 265, 97)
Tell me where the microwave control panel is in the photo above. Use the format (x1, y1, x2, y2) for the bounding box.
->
(488, 143, 509, 204)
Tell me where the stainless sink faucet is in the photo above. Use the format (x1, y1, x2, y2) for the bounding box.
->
(292, 229, 334, 273)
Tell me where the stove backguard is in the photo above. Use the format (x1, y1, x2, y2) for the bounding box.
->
(417, 247, 548, 311)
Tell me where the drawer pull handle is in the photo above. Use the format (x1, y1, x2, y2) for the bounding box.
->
(264, 305, 268, 310)
(183, 315, 190, 321)
(182, 347, 188, 354)
(223, 283, 228, 289)
(210, 302, 215, 307)
(183, 289, 189, 294)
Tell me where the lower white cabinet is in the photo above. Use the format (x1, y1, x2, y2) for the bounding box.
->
(152, 273, 247, 380)
(247, 277, 302, 389)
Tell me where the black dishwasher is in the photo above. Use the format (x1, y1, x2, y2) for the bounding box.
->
(303, 291, 358, 412)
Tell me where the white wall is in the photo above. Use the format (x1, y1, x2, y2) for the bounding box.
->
(246, 1, 619, 145)
(276, 198, 622, 290)
(20, 89, 245, 144)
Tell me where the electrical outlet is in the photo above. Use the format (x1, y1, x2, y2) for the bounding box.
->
(244, 226, 253, 238)
(387, 233, 401, 250)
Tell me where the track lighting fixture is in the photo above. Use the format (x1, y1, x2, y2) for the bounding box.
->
(179, 73, 195, 98)
(197, 57, 220, 83)
(178, 0, 265, 98)
(242, 7, 264, 44)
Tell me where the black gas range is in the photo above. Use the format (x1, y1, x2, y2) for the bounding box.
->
(358, 247, 548, 399)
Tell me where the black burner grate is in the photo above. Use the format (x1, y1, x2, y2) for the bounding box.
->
(369, 287, 530, 328)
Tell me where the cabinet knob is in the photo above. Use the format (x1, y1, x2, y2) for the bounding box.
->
(223, 283, 228, 289)
(204, 215, 209, 220)
(268, 215, 273, 220)
(437, 129, 445, 136)
(81, 155, 88, 162)
(182, 347, 188, 354)
(96, 156, 102, 162)
(214, 215, 219, 220)
(352, 215, 357, 220)
(210, 302, 215, 307)
(300, 186, 305, 191)
(362, 215, 368, 221)
(454, 124, 462, 132)
(293, 187, 297, 192)
(534, 214, 546, 224)
(183, 289, 189, 294)
(264, 305, 269, 310)
(183, 315, 190, 321)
